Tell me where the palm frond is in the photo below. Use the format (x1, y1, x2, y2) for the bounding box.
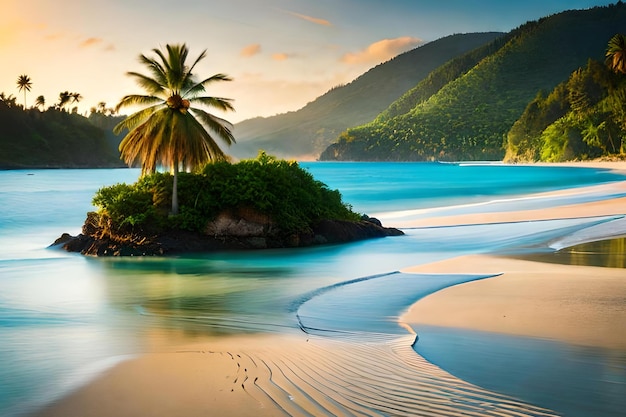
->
(138, 54, 167, 86)
(190, 96, 235, 112)
(113, 103, 162, 134)
(184, 73, 232, 97)
(115, 94, 162, 111)
(182, 111, 227, 164)
(126, 72, 165, 96)
(190, 107, 236, 146)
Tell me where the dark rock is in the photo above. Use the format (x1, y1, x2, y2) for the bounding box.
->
(53, 212, 404, 257)
(361, 214, 383, 227)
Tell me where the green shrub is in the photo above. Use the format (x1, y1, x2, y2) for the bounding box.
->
(92, 152, 360, 235)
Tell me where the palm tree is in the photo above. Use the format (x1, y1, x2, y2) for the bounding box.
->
(71, 92, 82, 104)
(57, 91, 72, 110)
(0, 92, 17, 108)
(606, 34, 626, 153)
(34, 95, 45, 110)
(606, 34, 626, 74)
(16, 74, 32, 108)
(113, 43, 236, 215)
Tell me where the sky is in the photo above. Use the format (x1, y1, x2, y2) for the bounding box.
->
(1, 0, 615, 123)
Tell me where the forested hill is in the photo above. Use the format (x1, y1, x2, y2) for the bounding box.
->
(320, 2, 626, 162)
(0, 103, 125, 169)
(230, 32, 503, 160)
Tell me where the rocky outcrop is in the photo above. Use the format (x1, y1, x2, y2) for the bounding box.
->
(52, 211, 403, 256)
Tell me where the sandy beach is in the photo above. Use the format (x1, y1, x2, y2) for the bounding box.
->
(400, 254, 626, 350)
(31, 161, 626, 417)
(400, 161, 626, 350)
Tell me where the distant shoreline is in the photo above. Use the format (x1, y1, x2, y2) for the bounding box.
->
(2, 158, 626, 171)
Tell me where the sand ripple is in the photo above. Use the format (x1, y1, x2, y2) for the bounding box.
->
(192, 334, 560, 417)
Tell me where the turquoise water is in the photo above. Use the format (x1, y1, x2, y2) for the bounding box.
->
(0, 163, 625, 416)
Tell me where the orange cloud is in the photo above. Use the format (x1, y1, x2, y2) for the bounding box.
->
(272, 53, 290, 61)
(80, 37, 103, 48)
(341, 37, 423, 65)
(287, 11, 331, 26)
(241, 43, 261, 57)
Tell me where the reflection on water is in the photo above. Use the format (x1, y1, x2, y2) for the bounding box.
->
(517, 237, 626, 268)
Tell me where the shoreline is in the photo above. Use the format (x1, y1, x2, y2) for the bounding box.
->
(400, 254, 626, 350)
(398, 164, 626, 349)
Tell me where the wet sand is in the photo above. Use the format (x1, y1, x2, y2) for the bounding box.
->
(400, 254, 626, 350)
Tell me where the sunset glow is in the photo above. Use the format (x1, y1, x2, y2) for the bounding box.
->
(0, 0, 613, 123)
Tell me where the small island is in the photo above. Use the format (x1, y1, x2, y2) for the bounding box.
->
(53, 152, 403, 256)
(48, 44, 401, 256)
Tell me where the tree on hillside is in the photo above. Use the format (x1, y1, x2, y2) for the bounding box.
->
(34, 95, 45, 110)
(113, 43, 236, 215)
(57, 91, 72, 110)
(71, 92, 82, 104)
(606, 34, 626, 74)
(605, 33, 626, 152)
(0, 93, 17, 108)
(16, 74, 32, 108)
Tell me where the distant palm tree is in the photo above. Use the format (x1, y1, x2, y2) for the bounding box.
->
(114, 43, 236, 215)
(34, 95, 45, 110)
(57, 91, 72, 110)
(16, 74, 32, 108)
(606, 34, 626, 74)
(71, 92, 82, 104)
(0, 92, 18, 108)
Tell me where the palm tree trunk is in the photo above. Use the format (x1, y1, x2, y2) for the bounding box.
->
(172, 167, 179, 215)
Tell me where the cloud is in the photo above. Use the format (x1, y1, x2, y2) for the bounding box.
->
(80, 37, 103, 48)
(241, 43, 261, 57)
(272, 53, 290, 61)
(287, 11, 331, 26)
(341, 36, 423, 65)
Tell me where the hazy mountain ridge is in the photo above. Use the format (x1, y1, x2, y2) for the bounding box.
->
(320, 3, 626, 162)
(231, 32, 504, 160)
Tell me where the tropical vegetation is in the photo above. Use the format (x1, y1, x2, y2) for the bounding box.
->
(113, 43, 236, 215)
(504, 57, 626, 162)
(320, 2, 626, 162)
(91, 152, 360, 238)
(0, 100, 124, 168)
(606, 33, 626, 74)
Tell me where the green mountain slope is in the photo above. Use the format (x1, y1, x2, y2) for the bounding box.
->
(0, 103, 125, 169)
(505, 58, 626, 162)
(320, 3, 626, 161)
(230, 32, 503, 160)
